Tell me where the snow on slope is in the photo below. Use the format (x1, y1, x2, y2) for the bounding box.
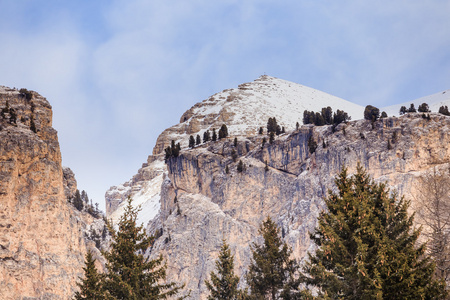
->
(153, 75, 365, 155)
(382, 89, 450, 116)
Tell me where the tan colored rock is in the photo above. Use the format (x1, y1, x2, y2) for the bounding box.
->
(0, 87, 102, 299)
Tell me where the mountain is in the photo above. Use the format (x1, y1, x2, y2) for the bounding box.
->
(106, 75, 364, 224)
(106, 76, 450, 298)
(382, 88, 450, 116)
(0, 87, 106, 299)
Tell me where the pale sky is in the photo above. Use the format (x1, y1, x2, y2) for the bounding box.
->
(1, 1, 449, 210)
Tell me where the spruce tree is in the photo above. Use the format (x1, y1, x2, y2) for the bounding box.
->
(103, 197, 184, 299)
(74, 250, 106, 300)
(246, 217, 299, 300)
(212, 129, 217, 141)
(205, 239, 240, 300)
(399, 106, 407, 115)
(196, 134, 201, 145)
(189, 135, 195, 148)
(301, 165, 447, 299)
(73, 189, 84, 211)
(204, 130, 211, 143)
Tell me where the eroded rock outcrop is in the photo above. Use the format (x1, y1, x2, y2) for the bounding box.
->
(0, 86, 103, 299)
(147, 113, 450, 299)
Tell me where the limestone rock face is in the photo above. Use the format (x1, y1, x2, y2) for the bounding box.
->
(146, 113, 450, 299)
(0, 86, 99, 300)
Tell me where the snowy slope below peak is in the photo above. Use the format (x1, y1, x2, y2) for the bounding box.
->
(153, 75, 364, 155)
(382, 89, 450, 116)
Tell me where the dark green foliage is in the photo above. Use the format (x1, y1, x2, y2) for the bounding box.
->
(73, 189, 84, 211)
(321, 106, 333, 125)
(259, 127, 264, 134)
(296, 122, 299, 130)
(307, 136, 317, 154)
(237, 160, 244, 173)
(364, 105, 380, 122)
(439, 106, 450, 116)
(74, 251, 106, 300)
(205, 240, 240, 300)
(408, 103, 417, 113)
(246, 217, 299, 300)
(301, 166, 447, 300)
(303, 108, 350, 127)
(203, 130, 211, 143)
(332, 109, 350, 126)
(262, 137, 267, 148)
(234, 137, 238, 147)
(196, 134, 201, 145)
(381, 111, 388, 118)
(165, 140, 181, 160)
(189, 135, 195, 148)
(218, 124, 228, 139)
(231, 149, 238, 162)
(399, 106, 407, 115)
(418, 103, 430, 113)
(267, 117, 278, 134)
(19, 88, 33, 101)
(269, 132, 275, 144)
(212, 128, 217, 141)
(30, 115, 37, 133)
(103, 197, 184, 299)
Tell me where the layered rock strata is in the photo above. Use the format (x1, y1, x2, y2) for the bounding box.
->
(0, 86, 102, 299)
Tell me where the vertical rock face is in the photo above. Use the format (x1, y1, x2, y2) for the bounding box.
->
(146, 114, 450, 299)
(0, 87, 93, 299)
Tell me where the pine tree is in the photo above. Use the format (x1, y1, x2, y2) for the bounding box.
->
(73, 189, 84, 211)
(399, 106, 407, 115)
(364, 105, 380, 122)
(204, 130, 211, 143)
(196, 134, 201, 145)
(74, 250, 106, 300)
(296, 122, 300, 130)
(189, 135, 195, 148)
(219, 124, 229, 139)
(301, 165, 447, 299)
(205, 239, 240, 300)
(269, 132, 275, 144)
(237, 160, 244, 173)
(408, 103, 417, 113)
(234, 137, 238, 147)
(418, 103, 430, 113)
(212, 129, 217, 142)
(259, 127, 264, 134)
(439, 106, 450, 116)
(103, 197, 184, 299)
(246, 217, 299, 300)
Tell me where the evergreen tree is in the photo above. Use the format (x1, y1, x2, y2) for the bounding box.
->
(246, 217, 299, 300)
(301, 165, 447, 299)
(205, 239, 240, 300)
(74, 250, 106, 300)
(237, 160, 244, 173)
(399, 106, 407, 115)
(408, 103, 417, 113)
(380, 111, 388, 118)
(259, 127, 264, 134)
(218, 124, 229, 139)
(333, 109, 350, 126)
(196, 134, 201, 145)
(267, 117, 279, 134)
(103, 197, 184, 299)
(321, 106, 333, 125)
(234, 137, 238, 147)
(269, 132, 275, 144)
(296, 122, 300, 130)
(212, 129, 217, 142)
(418, 103, 430, 113)
(73, 189, 84, 211)
(364, 105, 380, 122)
(439, 106, 450, 116)
(189, 135, 195, 148)
(204, 130, 211, 143)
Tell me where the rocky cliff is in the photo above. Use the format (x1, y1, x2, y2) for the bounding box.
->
(106, 77, 450, 299)
(0, 86, 104, 300)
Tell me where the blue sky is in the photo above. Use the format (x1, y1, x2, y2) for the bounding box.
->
(1, 1, 449, 209)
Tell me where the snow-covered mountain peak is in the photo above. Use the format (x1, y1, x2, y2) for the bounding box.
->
(152, 75, 364, 155)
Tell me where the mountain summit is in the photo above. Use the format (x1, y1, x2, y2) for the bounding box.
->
(152, 75, 364, 155)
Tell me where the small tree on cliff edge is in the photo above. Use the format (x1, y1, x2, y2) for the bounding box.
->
(205, 239, 241, 300)
(103, 197, 185, 299)
(301, 165, 447, 299)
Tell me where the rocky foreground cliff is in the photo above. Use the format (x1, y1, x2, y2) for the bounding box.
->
(106, 77, 450, 299)
(0, 87, 105, 299)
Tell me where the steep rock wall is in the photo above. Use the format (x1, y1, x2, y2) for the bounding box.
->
(0, 87, 101, 300)
(148, 113, 450, 299)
